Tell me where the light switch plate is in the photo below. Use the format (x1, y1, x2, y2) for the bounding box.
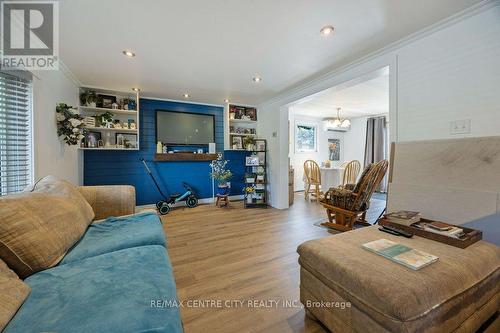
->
(450, 119, 471, 135)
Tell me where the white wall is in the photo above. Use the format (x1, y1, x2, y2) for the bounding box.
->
(288, 111, 344, 191)
(343, 117, 368, 166)
(258, 3, 500, 209)
(396, 5, 500, 141)
(32, 68, 82, 185)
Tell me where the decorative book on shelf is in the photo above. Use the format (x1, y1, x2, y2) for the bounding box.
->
(362, 239, 438, 270)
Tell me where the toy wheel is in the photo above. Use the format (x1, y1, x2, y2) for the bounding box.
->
(156, 201, 164, 210)
(158, 202, 170, 215)
(186, 197, 198, 208)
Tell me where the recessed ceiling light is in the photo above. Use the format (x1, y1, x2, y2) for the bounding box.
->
(122, 50, 136, 57)
(183, 93, 190, 98)
(224, 99, 230, 103)
(320, 25, 335, 36)
(252, 76, 262, 83)
(132, 88, 140, 92)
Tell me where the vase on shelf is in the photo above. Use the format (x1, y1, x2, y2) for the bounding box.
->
(246, 195, 253, 204)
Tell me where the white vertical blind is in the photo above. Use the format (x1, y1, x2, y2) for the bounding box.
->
(0, 71, 32, 196)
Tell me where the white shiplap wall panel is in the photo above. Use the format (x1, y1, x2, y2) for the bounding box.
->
(397, 6, 500, 141)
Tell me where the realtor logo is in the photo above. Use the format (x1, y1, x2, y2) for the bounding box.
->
(1, 0, 59, 70)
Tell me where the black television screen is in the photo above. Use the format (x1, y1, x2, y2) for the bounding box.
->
(156, 110, 215, 145)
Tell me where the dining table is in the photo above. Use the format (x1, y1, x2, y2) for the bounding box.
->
(320, 167, 345, 191)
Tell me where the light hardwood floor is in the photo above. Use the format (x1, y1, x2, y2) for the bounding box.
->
(160, 194, 383, 333)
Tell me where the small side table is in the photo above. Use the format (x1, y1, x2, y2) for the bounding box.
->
(216, 194, 229, 207)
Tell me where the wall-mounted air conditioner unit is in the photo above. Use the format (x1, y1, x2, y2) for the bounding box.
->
(323, 118, 351, 132)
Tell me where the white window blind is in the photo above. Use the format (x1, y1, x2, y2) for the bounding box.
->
(0, 71, 32, 196)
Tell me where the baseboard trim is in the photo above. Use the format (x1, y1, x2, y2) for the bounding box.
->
(136, 194, 244, 210)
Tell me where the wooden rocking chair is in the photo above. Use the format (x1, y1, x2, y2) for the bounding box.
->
(320, 160, 388, 231)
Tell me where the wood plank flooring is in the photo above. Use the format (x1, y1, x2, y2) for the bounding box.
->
(160, 194, 383, 333)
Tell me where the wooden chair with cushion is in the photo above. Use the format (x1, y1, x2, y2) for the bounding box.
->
(340, 160, 361, 188)
(320, 160, 389, 231)
(303, 160, 322, 201)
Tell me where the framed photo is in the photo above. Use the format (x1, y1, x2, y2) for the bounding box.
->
(234, 107, 245, 119)
(255, 139, 266, 152)
(246, 155, 260, 166)
(232, 136, 242, 149)
(85, 131, 102, 148)
(98, 94, 116, 109)
(245, 108, 257, 121)
(115, 133, 137, 148)
(328, 138, 341, 161)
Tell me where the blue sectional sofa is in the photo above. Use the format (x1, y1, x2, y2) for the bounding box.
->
(4, 211, 183, 333)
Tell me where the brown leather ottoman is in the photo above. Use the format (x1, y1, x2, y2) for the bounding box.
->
(298, 226, 500, 332)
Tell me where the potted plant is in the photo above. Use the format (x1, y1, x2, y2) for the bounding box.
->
(245, 173, 255, 184)
(256, 171, 265, 182)
(244, 186, 254, 204)
(93, 111, 114, 128)
(80, 90, 98, 107)
(209, 154, 232, 195)
(243, 135, 255, 151)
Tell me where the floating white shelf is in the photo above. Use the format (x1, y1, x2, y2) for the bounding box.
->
(85, 127, 137, 133)
(229, 133, 256, 136)
(78, 147, 139, 151)
(230, 119, 257, 124)
(79, 106, 138, 115)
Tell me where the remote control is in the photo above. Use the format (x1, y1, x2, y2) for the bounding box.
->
(380, 225, 414, 238)
(378, 227, 402, 237)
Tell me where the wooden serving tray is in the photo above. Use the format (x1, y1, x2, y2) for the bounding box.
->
(378, 218, 482, 249)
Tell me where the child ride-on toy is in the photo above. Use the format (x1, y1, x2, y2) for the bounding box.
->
(140, 158, 199, 215)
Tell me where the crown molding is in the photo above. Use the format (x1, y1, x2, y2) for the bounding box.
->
(259, 0, 499, 108)
(140, 95, 224, 108)
(58, 59, 82, 87)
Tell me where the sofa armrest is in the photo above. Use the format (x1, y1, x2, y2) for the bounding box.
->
(78, 185, 136, 220)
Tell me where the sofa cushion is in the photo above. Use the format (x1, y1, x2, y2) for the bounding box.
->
(60, 211, 166, 265)
(0, 259, 30, 332)
(4, 246, 183, 333)
(298, 226, 500, 332)
(0, 192, 93, 278)
(30, 176, 94, 223)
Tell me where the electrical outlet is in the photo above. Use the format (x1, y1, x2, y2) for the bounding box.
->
(450, 119, 471, 135)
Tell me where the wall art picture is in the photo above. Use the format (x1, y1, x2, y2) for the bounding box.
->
(328, 138, 341, 161)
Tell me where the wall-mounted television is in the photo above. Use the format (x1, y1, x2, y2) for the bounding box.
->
(156, 110, 215, 146)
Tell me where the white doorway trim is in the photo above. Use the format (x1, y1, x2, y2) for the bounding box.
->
(259, 54, 398, 209)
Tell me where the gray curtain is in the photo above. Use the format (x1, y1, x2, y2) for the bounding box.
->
(364, 116, 388, 192)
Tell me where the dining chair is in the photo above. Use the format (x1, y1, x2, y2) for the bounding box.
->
(303, 160, 322, 201)
(340, 160, 361, 188)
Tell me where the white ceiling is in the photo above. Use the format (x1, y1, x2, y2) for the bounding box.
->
(291, 67, 389, 119)
(59, 0, 481, 105)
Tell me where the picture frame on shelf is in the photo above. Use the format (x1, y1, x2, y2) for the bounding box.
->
(234, 106, 245, 119)
(85, 131, 102, 148)
(255, 140, 266, 151)
(232, 136, 243, 150)
(98, 94, 116, 109)
(246, 155, 260, 166)
(115, 133, 137, 149)
(245, 108, 257, 121)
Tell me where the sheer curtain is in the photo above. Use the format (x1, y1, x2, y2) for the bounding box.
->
(364, 116, 388, 192)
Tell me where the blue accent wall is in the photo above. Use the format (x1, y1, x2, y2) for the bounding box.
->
(84, 98, 246, 205)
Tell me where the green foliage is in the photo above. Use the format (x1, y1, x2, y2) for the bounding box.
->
(56, 103, 85, 145)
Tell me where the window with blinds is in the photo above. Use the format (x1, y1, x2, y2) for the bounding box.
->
(0, 71, 33, 196)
